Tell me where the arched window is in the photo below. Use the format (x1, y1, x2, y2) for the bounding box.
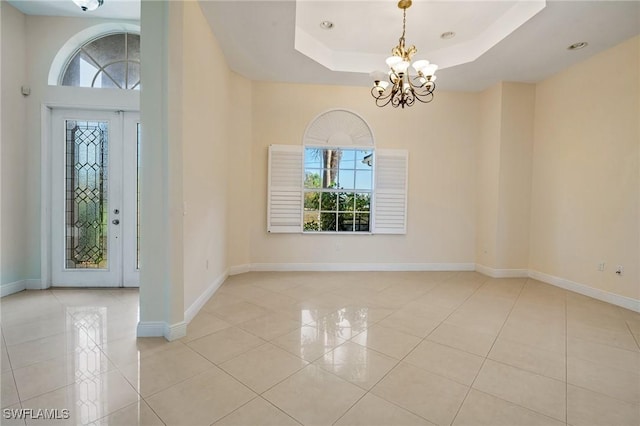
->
(301, 110, 375, 233)
(267, 109, 409, 235)
(61, 32, 140, 90)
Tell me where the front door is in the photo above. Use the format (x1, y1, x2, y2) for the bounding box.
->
(51, 109, 140, 287)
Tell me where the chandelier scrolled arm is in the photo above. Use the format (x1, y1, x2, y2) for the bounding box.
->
(408, 75, 436, 104)
(370, 0, 438, 109)
(371, 68, 436, 108)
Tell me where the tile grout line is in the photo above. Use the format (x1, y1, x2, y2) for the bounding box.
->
(470, 387, 569, 425)
(564, 381, 640, 406)
(449, 277, 528, 426)
(2, 328, 26, 412)
(332, 273, 492, 426)
(421, 275, 491, 341)
(208, 395, 301, 426)
(196, 317, 323, 408)
(230, 306, 377, 398)
(328, 319, 426, 426)
(140, 396, 168, 426)
(373, 278, 513, 390)
(328, 334, 416, 424)
(226, 354, 308, 398)
(623, 318, 640, 351)
(116, 343, 218, 401)
(562, 297, 639, 410)
(97, 339, 154, 406)
(402, 274, 494, 422)
(1, 315, 24, 420)
(238, 281, 438, 409)
(245, 298, 417, 424)
(222, 281, 392, 425)
(137, 360, 255, 426)
(6, 291, 123, 413)
(91, 399, 167, 426)
(17, 354, 147, 420)
(330, 275, 466, 426)
(13, 326, 115, 404)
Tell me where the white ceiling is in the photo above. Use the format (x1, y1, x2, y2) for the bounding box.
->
(8, 0, 640, 92)
(293, 1, 546, 73)
(199, 0, 640, 91)
(7, 0, 139, 20)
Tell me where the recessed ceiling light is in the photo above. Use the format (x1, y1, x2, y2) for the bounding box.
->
(319, 21, 334, 30)
(440, 31, 456, 40)
(568, 41, 588, 50)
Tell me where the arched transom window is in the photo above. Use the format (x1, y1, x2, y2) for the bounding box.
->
(61, 32, 140, 90)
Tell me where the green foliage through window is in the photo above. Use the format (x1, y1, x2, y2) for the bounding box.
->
(303, 147, 373, 232)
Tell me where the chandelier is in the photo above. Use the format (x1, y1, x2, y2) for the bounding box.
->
(371, 0, 438, 108)
(73, 0, 104, 11)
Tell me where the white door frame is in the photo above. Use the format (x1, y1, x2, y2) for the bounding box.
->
(122, 112, 140, 286)
(40, 103, 140, 289)
(51, 108, 123, 286)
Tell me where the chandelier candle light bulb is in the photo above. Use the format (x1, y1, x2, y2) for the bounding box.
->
(73, 0, 104, 11)
(371, 0, 438, 108)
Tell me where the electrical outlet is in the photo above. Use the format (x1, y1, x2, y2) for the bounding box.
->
(615, 265, 623, 276)
(598, 262, 605, 271)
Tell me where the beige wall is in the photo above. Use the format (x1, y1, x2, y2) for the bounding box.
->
(227, 71, 252, 269)
(250, 82, 478, 267)
(181, 1, 242, 311)
(496, 82, 534, 270)
(136, 0, 253, 330)
(475, 83, 502, 268)
(530, 36, 639, 299)
(1, 1, 28, 287)
(476, 82, 535, 272)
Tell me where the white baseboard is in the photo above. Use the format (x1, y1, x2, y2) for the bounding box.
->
(137, 270, 228, 341)
(136, 321, 166, 338)
(475, 264, 529, 278)
(25, 279, 44, 290)
(229, 264, 250, 276)
(247, 262, 476, 272)
(136, 320, 188, 340)
(0, 280, 27, 297)
(184, 270, 228, 323)
(164, 321, 187, 341)
(528, 270, 640, 313)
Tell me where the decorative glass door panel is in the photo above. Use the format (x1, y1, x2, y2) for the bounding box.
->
(65, 120, 109, 269)
(52, 109, 139, 287)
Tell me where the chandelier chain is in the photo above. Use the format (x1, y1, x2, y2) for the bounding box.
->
(400, 8, 407, 44)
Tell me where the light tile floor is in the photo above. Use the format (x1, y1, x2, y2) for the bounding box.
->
(1, 272, 639, 425)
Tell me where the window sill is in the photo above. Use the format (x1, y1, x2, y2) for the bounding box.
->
(302, 232, 373, 235)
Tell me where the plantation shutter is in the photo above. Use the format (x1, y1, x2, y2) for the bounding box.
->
(373, 149, 409, 234)
(267, 144, 303, 233)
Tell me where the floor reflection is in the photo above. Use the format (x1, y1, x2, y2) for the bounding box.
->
(295, 307, 370, 360)
(67, 306, 107, 423)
